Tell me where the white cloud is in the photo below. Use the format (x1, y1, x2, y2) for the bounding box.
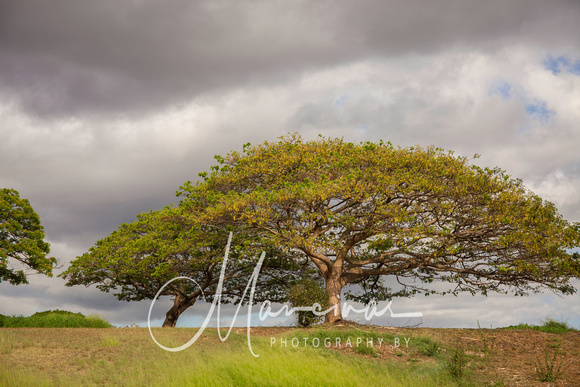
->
(2, 1, 580, 328)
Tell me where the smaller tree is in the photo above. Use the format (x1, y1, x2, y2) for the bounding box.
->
(61, 206, 302, 327)
(0, 188, 55, 285)
(287, 278, 327, 327)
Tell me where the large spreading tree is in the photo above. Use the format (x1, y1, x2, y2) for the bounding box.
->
(61, 206, 306, 327)
(1, 188, 55, 285)
(179, 134, 580, 323)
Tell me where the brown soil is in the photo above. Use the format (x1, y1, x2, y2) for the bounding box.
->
(251, 324, 580, 386)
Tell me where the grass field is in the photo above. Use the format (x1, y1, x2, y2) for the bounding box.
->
(0, 322, 579, 386)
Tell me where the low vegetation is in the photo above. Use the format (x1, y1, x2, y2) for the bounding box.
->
(447, 346, 468, 379)
(502, 318, 577, 334)
(0, 310, 111, 328)
(534, 342, 572, 383)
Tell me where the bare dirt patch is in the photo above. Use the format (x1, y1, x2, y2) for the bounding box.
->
(252, 325, 580, 386)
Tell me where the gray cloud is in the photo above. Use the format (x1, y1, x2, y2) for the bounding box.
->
(2, 0, 580, 118)
(0, 0, 342, 117)
(1, 0, 579, 329)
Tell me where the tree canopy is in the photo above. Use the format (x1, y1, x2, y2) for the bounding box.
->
(0, 188, 55, 285)
(61, 206, 306, 327)
(179, 134, 580, 323)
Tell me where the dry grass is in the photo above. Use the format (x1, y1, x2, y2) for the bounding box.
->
(0, 327, 455, 386)
(0, 326, 579, 386)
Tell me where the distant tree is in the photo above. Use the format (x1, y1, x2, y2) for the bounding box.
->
(179, 134, 580, 324)
(0, 188, 55, 285)
(61, 206, 304, 327)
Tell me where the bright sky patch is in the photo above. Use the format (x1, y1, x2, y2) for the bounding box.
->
(525, 100, 554, 122)
(543, 55, 580, 75)
(488, 79, 513, 99)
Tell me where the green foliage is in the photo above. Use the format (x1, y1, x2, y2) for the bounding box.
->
(416, 337, 442, 357)
(502, 318, 577, 334)
(61, 206, 303, 327)
(539, 318, 576, 334)
(447, 346, 468, 378)
(287, 278, 327, 327)
(61, 207, 219, 302)
(100, 337, 121, 347)
(0, 310, 112, 328)
(503, 323, 535, 330)
(534, 343, 571, 382)
(0, 188, 56, 285)
(477, 320, 495, 354)
(354, 344, 379, 357)
(179, 133, 580, 322)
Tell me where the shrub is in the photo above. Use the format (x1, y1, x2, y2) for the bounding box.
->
(0, 310, 112, 328)
(538, 319, 576, 334)
(534, 343, 571, 382)
(477, 320, 495, 354)
(287, 279, 327, 327)
(502, 318, 576, 334)
(447, 346, 468, 378)
(416, 337, 442, 357)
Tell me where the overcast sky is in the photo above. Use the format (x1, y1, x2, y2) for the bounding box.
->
(1, 0, 580, 329)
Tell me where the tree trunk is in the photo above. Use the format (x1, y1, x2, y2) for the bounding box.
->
(324, 271, 343, 324)
(162, 307, 180, 328)
(162, 294, 195, 328)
